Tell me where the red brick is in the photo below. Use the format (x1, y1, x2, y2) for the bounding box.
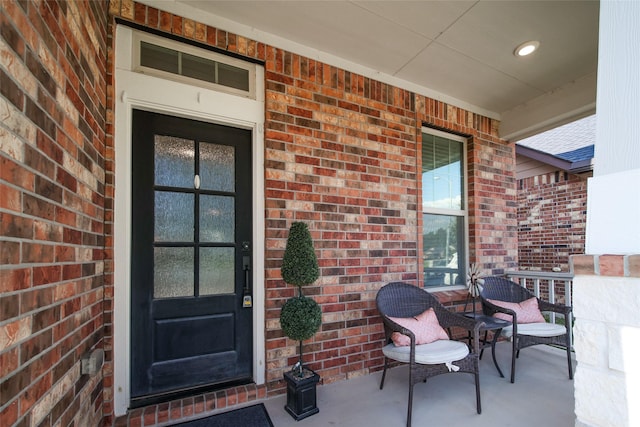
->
(159, 10, 172, 32)
(142, 405, 156, 426)
(1, 157, 35, 191)
(134, 2, 146, 24)
(600, 254, 625, 277)
(147, 6, 159, 28)
(0, 183, 21, 211)
(169, 400, 182, 420)
(22, 242, 54, 264)
(0, 401, 18, 426)
(171, 14, 182, 35)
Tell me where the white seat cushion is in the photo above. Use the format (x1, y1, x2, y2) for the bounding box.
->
(382, 339, 469, 365)
(501, 322, 566, 338)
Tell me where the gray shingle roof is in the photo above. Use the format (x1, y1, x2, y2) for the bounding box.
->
(517, 114, 595, 155)
(516, 114, 595, 173)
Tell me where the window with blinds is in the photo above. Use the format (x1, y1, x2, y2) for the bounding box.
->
(421, 128, 468, 288)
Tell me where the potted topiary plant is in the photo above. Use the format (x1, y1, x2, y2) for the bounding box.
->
(279, 221, 322, 420)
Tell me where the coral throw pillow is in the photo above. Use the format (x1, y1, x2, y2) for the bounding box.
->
(488, 297, 545, 324)
(389, 308, 449, 346)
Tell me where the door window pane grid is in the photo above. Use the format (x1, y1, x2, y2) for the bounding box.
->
(154, 136, 195, 188)
(153, 136, 237, 299)
(199, 143, 235, 192)
(154, 191, 194, 242)
(200, 195, 234, 243)
(200, 248, 235, 295)
(154, 247, 194, 298)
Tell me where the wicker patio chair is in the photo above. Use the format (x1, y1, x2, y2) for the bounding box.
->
(376, 282, 483, 427)
(479, 276, 573, 383)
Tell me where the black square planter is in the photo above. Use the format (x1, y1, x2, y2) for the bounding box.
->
(284, 369, 320, 421)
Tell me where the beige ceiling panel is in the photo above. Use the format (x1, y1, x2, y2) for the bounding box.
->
(437, 1, 599, 91)
(397, 42, 542, 113)
(183, 0, 430, 74)
(354, 1, 475, 40)
(170, 0, 599, 138)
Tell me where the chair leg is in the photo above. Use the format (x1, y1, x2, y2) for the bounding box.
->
(380, 358, 388, 390)
(490, 333, 504, 378)
(407, 383, 413, 427)
(479, 331, 488, 359)
(510, 337, 517, 383)
(474, 368, 482, 414)
(566, 336, 574, 380)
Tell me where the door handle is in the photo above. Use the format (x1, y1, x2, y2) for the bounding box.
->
(242, 256, 252, 308)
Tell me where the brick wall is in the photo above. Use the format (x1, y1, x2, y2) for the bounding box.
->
(0, 1, 108, 427)
(260, 32, 517, 395)
(1, 1, 517, 426)
(263, 57, 421, 390)
(518, 171, 588, 272)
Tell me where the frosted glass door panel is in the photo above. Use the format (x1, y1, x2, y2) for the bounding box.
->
(199, 143, 234, 191)
(155, 191, 194, 242)
(154, 247, 194, 298)
(200, 195, 234, 243)
(155, 136, 195, 188)
(200, 248, 234, 295)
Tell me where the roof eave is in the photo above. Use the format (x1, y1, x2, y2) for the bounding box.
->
(569, 159, 594, 174)
(516, 144, 573, 171)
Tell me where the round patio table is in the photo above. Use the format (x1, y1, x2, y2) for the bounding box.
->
(464, 313, 512, 378)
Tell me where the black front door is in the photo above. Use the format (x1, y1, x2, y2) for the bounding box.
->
(130, 110, 253, 403)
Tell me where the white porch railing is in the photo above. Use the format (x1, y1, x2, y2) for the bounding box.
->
(503, 270, 574, 348)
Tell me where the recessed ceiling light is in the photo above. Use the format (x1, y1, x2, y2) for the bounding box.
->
(514, 41, 540, 57)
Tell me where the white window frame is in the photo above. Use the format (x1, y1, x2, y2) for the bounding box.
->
(421, 127, 469, 291)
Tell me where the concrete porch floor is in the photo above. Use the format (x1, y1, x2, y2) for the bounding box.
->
(263, 342, 576, 427)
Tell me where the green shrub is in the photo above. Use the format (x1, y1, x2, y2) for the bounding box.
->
(281, 222, 319, 287)
(279, 222, 322, 375)
(280, 296, 322, 341)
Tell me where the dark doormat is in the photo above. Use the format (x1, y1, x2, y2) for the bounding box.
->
(170, 403, 274, 427)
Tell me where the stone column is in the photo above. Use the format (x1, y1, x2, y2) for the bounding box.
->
(573, 1, 640, 426)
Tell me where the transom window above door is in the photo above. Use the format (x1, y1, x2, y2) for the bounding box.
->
(132, 31, 256, 99)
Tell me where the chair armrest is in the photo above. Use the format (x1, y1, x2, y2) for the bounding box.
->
(538, 299, 572, 316)
(481, 299, 518, 323)
(381, 315, 416, 344)
(436, 310, 485, 354)
(380, 315, 421, 364)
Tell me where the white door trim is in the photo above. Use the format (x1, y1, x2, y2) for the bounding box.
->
(113, 25, 265, 416)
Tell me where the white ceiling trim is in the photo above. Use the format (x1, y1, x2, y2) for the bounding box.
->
(500, 72, 597, 141)
(135, 0, 501, 120)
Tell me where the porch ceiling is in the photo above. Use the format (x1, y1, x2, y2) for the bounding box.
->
(168, 0, 599, 141)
